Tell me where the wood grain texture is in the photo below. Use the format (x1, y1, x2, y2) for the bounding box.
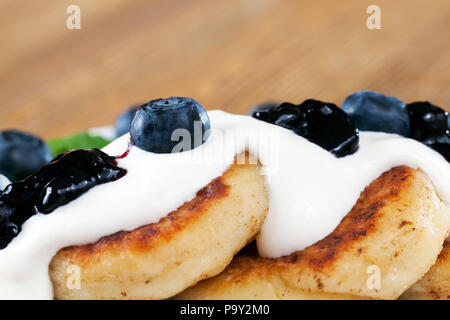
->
(0, 0, 449, 139)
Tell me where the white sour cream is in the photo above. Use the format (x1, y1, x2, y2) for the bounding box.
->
(0, 110, 449, 299)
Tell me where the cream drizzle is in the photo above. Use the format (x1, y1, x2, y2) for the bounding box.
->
(0, 110, 448, 299)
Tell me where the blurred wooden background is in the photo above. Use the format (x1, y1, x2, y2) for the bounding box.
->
(0, 0, 449, 139)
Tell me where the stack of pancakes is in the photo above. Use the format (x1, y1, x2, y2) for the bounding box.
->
(49, 155, 450, 300)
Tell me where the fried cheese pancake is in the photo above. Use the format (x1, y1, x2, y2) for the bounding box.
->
(400, 242, 449, 300)
(176, 166, 450, 300)
(49, 158, 269, 299)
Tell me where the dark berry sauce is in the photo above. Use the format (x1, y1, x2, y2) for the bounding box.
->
(406, 101, 450, 162)
(116, 142, 133, 159)
(252, 99, 359, 157)
(0, 149, 127, 249)
(429, 138, 450, 162)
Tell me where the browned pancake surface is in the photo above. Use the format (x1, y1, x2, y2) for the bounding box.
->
(50, 159, 269, 300)
(176, 166, 450, 300)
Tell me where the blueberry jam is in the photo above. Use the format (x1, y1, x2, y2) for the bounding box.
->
(252, 99, 359, 157)
(429, 141, 450, 162)
(406, 101, 450, 162)
(247, 102, 280, 116)
(0, 149, 127, 249)
(407, 102, 449, 142)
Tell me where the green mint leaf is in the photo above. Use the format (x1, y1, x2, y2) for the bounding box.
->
(47, 132, 111, 157)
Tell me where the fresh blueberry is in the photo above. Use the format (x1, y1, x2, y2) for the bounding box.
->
(253, 99, 359, 157)
(0, 130, 52, 182)
(115, 105, 140, 138)
(407, 101, 448, 142)
(247, 102, 280, 116)
(130, 97, 210, 154)
(342, 91, 410, 136)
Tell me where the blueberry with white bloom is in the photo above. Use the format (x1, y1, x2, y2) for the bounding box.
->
(115, 105, 140, 138)
(0, 130, 52, 181)
(342, 91, 410, 136)
(130, 97, 210, 154)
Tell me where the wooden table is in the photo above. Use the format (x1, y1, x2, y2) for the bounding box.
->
(0, 0, 449, 139)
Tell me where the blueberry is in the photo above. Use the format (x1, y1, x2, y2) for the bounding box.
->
(342, 91, 410, 136)
(115, 105, 140, 138)
(247, 102, 280, 116)
(253, 99, 359, 157)
(407, 101, 448, 142)
(130, 97, 210, 154)
(0, 130, 52, 181)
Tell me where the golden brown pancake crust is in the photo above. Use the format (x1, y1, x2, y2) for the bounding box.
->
(177, 166, 450, 300)
(279, 166, 415, 270)
(59, 177, 229, 262)
(50, 159, 269, 299)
